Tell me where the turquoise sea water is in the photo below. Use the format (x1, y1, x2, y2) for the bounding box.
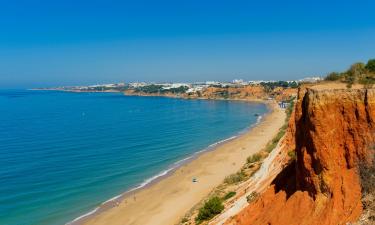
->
(0, 90, 267, 225)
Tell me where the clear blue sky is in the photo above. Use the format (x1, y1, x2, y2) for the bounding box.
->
(1, 0, 375, 88)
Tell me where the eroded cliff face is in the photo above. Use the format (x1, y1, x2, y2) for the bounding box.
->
(226, 87, 375, 225)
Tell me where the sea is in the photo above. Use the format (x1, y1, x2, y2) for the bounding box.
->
(0, 90, 268, 225)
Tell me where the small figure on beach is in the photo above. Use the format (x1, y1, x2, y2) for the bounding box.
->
(192, 177, 197, 183)
(133, 195, 137, 201)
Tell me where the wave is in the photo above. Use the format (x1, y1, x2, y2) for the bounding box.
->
(67, 113, 265, 225)
(208, 136, 237, 148)
(67, 207, 99, 224)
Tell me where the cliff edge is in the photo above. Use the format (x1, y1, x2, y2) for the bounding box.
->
(226, 84, 375, 225)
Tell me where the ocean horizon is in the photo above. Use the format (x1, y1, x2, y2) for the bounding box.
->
(0, 90, 268, 225)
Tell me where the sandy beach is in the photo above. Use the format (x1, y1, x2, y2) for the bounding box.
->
(80, 101, 286, 225)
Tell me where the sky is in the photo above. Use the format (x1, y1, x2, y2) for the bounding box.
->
(0, 0, 375, 88)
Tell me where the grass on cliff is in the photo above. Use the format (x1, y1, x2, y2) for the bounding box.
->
(224, 171, 247, 184)
(222, 191, 236, 200)
(265, 97, 294, 153)
(288, 150, 296, 161)
(247, 153, 262, 164)
(246, 191, 259, 203)
(195, 196, 224, 224)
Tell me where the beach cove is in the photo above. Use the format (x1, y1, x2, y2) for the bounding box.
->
(0, 90, 269, 225)
(77, 101, 285, 225)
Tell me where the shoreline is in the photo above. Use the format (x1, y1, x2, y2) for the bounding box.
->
(29, 89, 279, 225)
(68, 134, 241, 225)
(68, 101, 269, 225)
(69, 100, 285, 225)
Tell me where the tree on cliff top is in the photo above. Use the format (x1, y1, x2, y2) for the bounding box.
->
(349, 63, 366, 76)
(325, 72, 341, 81)
(366, 59, 375, 73)
(324, 59, 375, 88)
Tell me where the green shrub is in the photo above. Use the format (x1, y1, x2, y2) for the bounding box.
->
(366, 59, 375, 73)
(135, 84, 163, 93)
(325, 72, 341, 81)
(265, 125, 287, 153)
(265, 142, 278, 153)
(272, 129, 285, 144)
(247, 153, 262, 164)
(359, 75, 375, 88)
(224, 171, 246, 184)
(285, 98, 295, 120)
(288, 150, 296, 160)
(348, 62, 366, 77)
(181, 217, 189, 223)
(196, 197, 224, 223)
(169, 86, 189, 94)
(346, 82, 353, 89)
(246, 191, 259, 203)
(223, 191, 236, 200)
(322, 59, 375, 87)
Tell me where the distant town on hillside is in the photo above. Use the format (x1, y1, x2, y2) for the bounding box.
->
(36, 77, 322, 94)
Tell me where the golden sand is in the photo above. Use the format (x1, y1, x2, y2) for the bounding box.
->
(83, 101, 286, 225)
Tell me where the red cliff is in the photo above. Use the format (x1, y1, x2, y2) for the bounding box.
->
(226, 85, 375, 225)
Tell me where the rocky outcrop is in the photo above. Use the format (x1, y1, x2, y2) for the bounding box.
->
(125, 85, 297, 101)
(226, 86, 375, 225)
(186, 86, 266, 100)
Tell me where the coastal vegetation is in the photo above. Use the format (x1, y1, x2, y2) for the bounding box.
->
(195, 196, 224, 224)
(223, 191, 236, 200)
(325, 59, 375, 88)
(247, 153, 262, 164)
(180, 99, 295, 225)
(285, 97, 295, 118)
(135, 84, 189, 94)
(224, 171, 247, 184)
(246, 191, 259, 203)
(88, 86, 129, 91)
(260, 81, 298, 91)
(265, 97, 294, 153)
(287, 149, 296, 161)
(266, 129, 285, 153)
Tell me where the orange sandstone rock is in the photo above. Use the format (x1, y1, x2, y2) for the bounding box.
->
(226, 87, 375, 225)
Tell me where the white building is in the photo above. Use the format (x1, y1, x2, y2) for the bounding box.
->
(186, 86, 205, 93)
(129, 82, 147, 88)
(205, 81, 221, 85)
(299, 77, 322, 83)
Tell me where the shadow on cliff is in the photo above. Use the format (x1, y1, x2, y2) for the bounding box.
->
(270, 92, 318, 200)
(227, 87, 375, 225)
(271, 160, 297, 199)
